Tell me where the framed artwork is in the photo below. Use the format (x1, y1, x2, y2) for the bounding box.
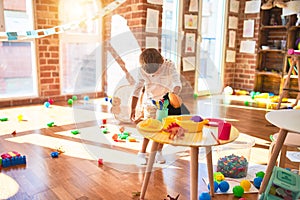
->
(184, 14, 198, 29)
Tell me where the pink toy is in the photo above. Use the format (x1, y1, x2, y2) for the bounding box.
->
(98, 158, 103, 165)
(288, 49, 300, 55)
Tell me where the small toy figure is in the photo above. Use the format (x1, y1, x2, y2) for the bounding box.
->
(164, 194, 180, 200)
(163, 122, 187, 140)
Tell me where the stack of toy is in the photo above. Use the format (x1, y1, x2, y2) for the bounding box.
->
(1, 151, 26, 168)
(217, 154, 248, 178)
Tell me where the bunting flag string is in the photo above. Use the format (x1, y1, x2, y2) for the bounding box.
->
(0, 0, 126, 42)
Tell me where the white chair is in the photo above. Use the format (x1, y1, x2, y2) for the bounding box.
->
(269, 132, 300, 168)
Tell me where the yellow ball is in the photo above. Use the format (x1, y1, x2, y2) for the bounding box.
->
(240, 180, 251, 191)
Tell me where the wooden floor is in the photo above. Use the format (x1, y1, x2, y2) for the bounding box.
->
(0, 95, 298, 200)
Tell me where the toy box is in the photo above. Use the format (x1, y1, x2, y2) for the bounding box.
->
(260, 167, 300, 200)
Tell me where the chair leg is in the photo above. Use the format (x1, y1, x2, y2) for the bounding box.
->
(279, 145, 287, 168)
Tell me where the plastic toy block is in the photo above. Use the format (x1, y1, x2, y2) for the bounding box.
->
(1, 153, 12, 159)
(98, 158, 103, 165)
(0, 158, 2, 165)
(8, 151, 21, 157)
(71, 130, 80, 135)
(47, 122, 55, 127)
(0, 118, 8, 122)
(1, 155, 26, 168)
(101, 128, 108, 134)
(51, 152, 59, 158)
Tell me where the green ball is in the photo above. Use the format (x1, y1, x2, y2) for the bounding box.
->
(233, 186, 244, 197)
(244, 101, 249, 106)
(68, 99, 73, 105)
(72, 95, 78, 101)
(256, 171, 265, 179)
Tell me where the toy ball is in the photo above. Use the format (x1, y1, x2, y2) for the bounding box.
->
(224, 86, 233, 95)
(253, 177, 263, 189)
(72, 95, 78, 101)
(208, 181, 219, 192)
(67, 99, 73, 105)
(44, 101, 50, 108)
(83, 96, 89, 101)
(48, 98, 54, 104)
(256, 171, 265, 179)
(233, 185, 244, 197)
(244, 101, 249, 106)
(239, 198, 247, 200)
(105, 97, 109, 101)
(213, 172, 225, 182)
(250, 91, 255, 97)
(199, 192, 211, 200)
(218, 181, 230, 192)
(240, 180, 251, 191)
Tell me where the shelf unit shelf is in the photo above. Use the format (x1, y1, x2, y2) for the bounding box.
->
(255, 8, 300, 96)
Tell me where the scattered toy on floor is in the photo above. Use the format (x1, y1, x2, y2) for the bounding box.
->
(164, 193, 180, 200)
(71, 129, 80, 135)
(255, 171, 265, 179)
(199, 192, 211, 200)
(11, 130, 16, 136)
(47, 122, 55, 127)
(131, 191, 141, 197)
(218, 180, 230, 192)
(50, 151, 59, 158)
(240, 179, 251, 191)
(233, 185, 244, 197)
(208, 181, 219, 193)
(48, 98, 54, 104)
(0, 117, 8, 122)
(253, 177, 263, 189)
(44, 101, 50, 108)
(98, 158, 103, 165)
(83, 96, 89, 101)
(67, 99, 73, 105)
(1, 151, 26, 168)
(72, 95, 78, 101)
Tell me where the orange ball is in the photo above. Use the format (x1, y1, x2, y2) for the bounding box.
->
(168, 93, 182, 108)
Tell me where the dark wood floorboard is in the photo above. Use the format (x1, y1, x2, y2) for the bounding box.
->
(0, 95, 298, 200)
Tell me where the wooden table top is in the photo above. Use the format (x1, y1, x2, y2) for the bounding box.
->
(137, 124, 239, 147)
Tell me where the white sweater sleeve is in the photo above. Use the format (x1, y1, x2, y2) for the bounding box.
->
(132, 68, 145, 97)
(168, 61, 182, 92)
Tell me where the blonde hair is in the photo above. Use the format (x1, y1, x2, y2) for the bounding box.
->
(139, 48, 164, 74)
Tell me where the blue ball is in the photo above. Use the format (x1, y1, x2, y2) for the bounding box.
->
(44, 101, 50, 108)
(208, 181, 219, 192)
(199, 192, 211, 200)
(105, 97, 109, 101)
(83, 96, 89, 101)
(219, 181, 230, 192)
(253, 177, 263, 189)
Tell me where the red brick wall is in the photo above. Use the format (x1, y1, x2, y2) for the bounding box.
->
(224, 0, 260, 91)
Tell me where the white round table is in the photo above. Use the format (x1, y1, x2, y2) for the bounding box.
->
(259, 110, 300, 194)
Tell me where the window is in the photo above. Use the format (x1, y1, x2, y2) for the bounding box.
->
(59, 0, 102, 94)
(162, 0, 179, 63)
(0, 0, 37, 98)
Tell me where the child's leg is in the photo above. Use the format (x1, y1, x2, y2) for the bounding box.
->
(140, 138, 150, 153)
(137, 138, 149, 165)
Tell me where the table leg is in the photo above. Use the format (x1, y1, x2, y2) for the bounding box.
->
(190, 147, 199, 200)
(205, 146, 214, 196)
(140, 141, 159, 200)
(259, 128, 288, 194)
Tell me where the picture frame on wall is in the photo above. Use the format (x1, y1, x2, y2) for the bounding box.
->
(185, 33, 196, 53)
(184, 14, 198, 29)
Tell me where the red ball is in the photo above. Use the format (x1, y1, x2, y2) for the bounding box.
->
(48, 99, 54, 104)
